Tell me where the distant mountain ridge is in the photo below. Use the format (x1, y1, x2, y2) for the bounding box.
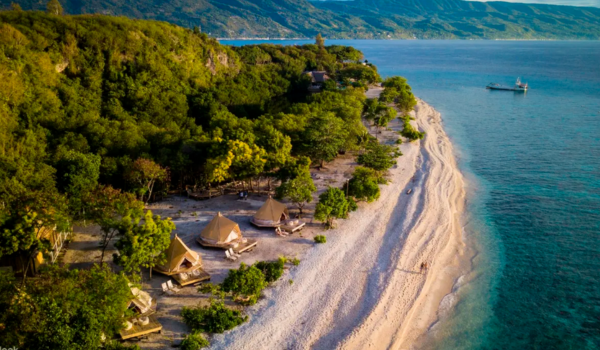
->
(3, 0, 600, 39)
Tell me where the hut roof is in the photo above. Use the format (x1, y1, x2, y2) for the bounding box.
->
(157, 235, 200, 273)
(305, 71, 330, 83)
(254, 197, 289, 222)
(129, 286, 152, 314)
(200, 212, 241, 242)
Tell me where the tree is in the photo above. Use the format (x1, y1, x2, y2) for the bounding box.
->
(348, 167, 383, 202)
(46, 0, 63, 15)
(10, 2, 23, 11)
(314, 187, 349, 228)
(82, 186, 144, 264)
(113, 210, 174, 279)
(302, 113, 347, 168)
(54, 149, 101, 217)
(380, 76, 417, 113)
(0, 264, 132, 349)
(221, 263, 266, 304)
(357, 142, 400, 171)
(275, 172, 316, 216)
(315, 33, 325, 48)
(126, 158, 168, 203)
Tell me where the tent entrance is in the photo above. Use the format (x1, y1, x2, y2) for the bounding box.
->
(180, 258, 193, 270)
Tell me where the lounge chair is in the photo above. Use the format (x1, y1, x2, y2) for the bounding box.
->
(161, 282, 174, 295)
(225, 250, 237, 261)
(228, 248, 241, 258)
(167, 280, 181, 293)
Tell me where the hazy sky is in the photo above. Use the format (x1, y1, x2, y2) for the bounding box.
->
(468, 0, 600, 7)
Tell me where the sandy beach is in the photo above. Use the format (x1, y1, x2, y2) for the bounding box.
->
(205, 99, 467, 349)
(61, 98, 467, 350)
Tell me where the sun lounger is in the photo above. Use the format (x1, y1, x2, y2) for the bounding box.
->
(225, 250, 237, 261)
(228, 248, 241, 258)
(167, 280, 181, 293)
(161, 282, 174, 295)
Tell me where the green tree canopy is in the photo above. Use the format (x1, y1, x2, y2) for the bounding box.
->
(302, 112, 347, 168)
(46, 0, 63, 15)
(113, 210, 174, 278)
(314, 187, 349, 228)
(0, 264, 132, 349)
(348, 166, 384, 202)
(275, 171, 316, 216)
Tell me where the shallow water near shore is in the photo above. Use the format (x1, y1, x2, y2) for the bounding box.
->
(223, 40, 600, 349)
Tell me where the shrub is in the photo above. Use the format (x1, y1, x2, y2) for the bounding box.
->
(357, 142, 400, 171)
(198, 283, 221, 295)
(254, 258, 285, 283)
(400, 115, 425, 141)
(291, 257, 301, 266)
(181, 332, 210, 350)
(348, 167, 384, 202)
(221, 263, 267, 304)
(314, 235, 327, 243)
(182, 300, 247, 334)
(348, 197, 358, 212)
(289, 279, 294, 285)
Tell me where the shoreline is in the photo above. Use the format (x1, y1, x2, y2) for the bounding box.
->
(208, 100, 468, 349)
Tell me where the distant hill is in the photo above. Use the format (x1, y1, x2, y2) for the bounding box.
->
(3, 0, 600, 39)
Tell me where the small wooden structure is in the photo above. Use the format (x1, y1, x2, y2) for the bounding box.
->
(0, 225, 69, 276)
(120, 314, 162, 340)
(197, 212, 258, 253)
(280, 219, 306, 233)
(305, 71, 330, 92)
(154, 235, 210, 286)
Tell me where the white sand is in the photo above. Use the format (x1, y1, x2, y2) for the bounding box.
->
(207, 100, 467, 350)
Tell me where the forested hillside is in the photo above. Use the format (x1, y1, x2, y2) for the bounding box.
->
(3, 0, 600, 39)
(0, 9, 382, 249)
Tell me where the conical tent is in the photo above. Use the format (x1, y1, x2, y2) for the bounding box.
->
(156, 235, 201, 274)
(253, 197, 289, 225)
(200, 212, 242, 244)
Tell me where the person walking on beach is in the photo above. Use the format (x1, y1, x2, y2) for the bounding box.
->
(420, 262, 428, 274)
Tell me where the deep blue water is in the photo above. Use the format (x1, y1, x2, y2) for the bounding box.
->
(224, 40, 600, 349)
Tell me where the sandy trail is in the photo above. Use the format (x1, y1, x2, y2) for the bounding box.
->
(208, 100, 467, 350)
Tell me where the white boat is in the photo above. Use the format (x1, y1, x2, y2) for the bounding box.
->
(486, 78, 528, 92)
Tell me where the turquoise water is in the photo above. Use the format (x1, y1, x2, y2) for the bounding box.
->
(224, 40, 600, 349)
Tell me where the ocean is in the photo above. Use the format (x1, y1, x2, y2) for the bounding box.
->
(223, 40, 600, 349)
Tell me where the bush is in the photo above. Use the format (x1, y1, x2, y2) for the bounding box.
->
(221, 263, 267, 304)
(182, 300, 247, 334)
(181, 332, 210, 350)
(348, 167, 384, 202)
(291, 257, 301, 266)
(357, 142, 400, 171)
(198, 283, 221, 295)
(254, 257, 285, 283)
(400, 115, 425, 141)
(314, 235, 327, 243)
(348, 197, 358, 212)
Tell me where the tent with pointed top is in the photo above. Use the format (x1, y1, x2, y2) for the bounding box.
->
(198, 212, 242, 245)
(154, 235, 202, 275)
(251, 197, 289, 227)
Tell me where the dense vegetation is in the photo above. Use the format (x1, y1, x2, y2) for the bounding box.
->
(3, 0, 600, 39)
(0, 11, 378, 270)
(0, 265, 138, 350)
(0, 11, 416, 349)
